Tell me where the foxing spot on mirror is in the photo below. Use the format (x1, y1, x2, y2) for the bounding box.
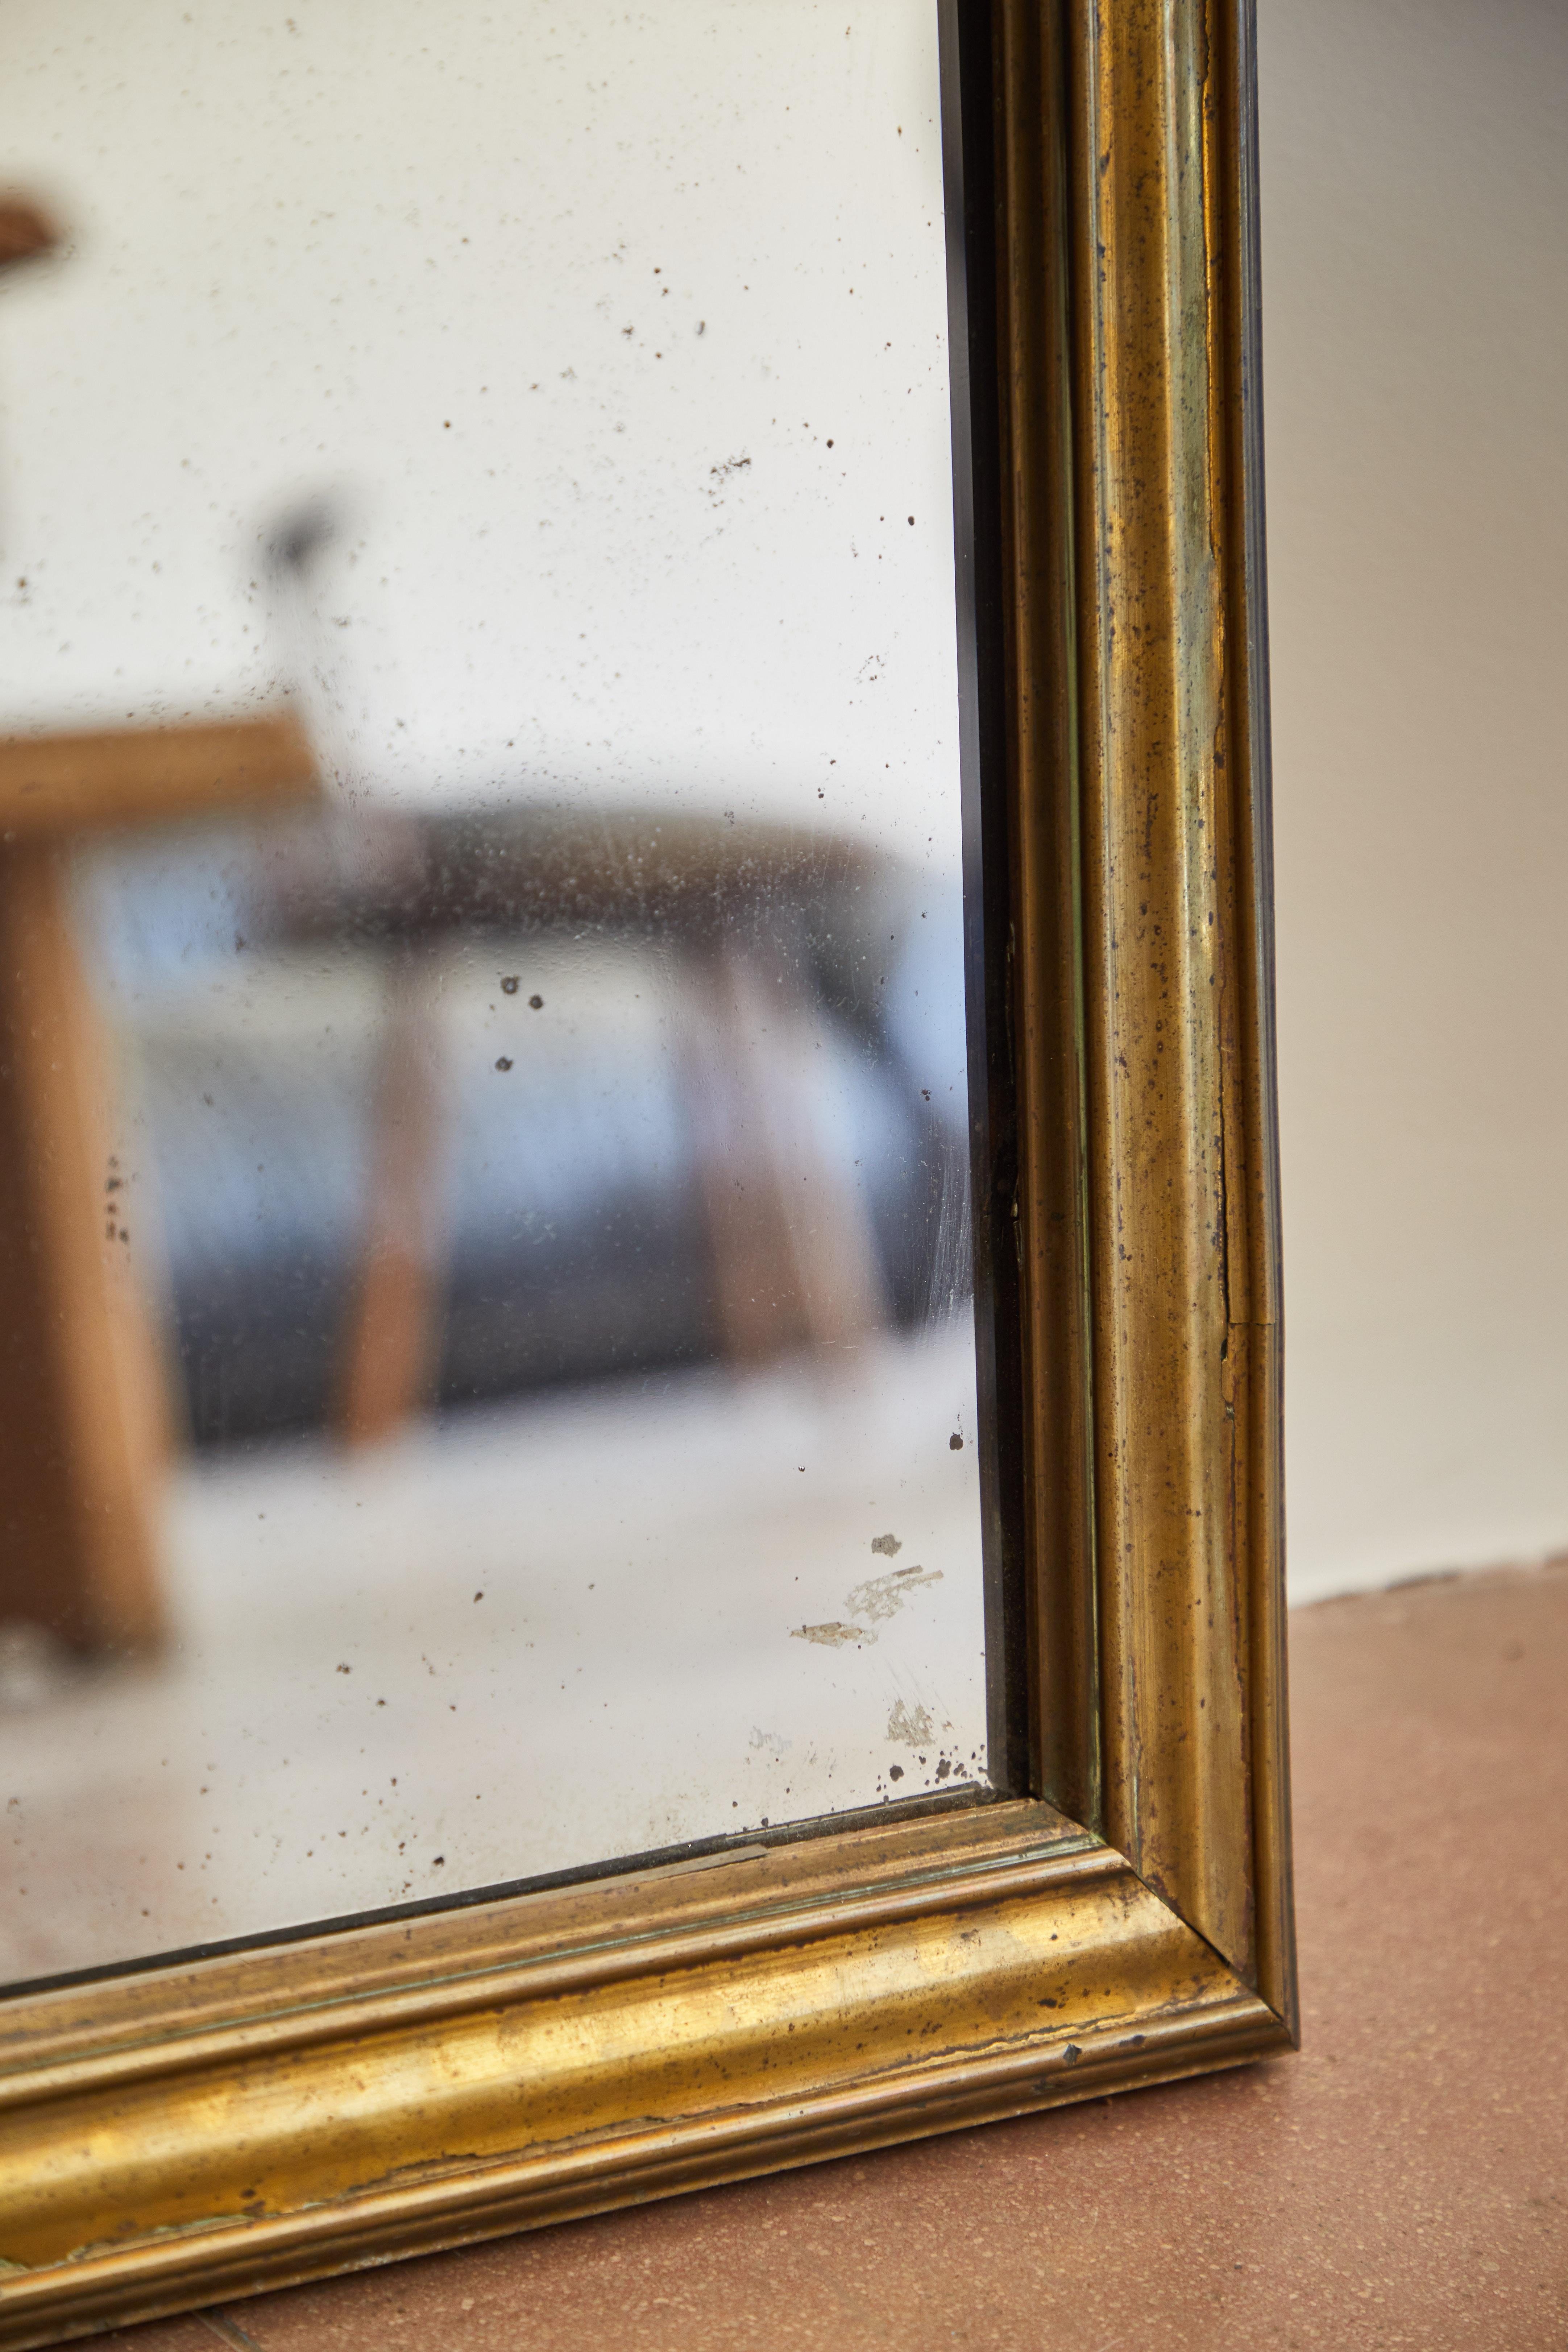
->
(0, 0, 1004, 1985)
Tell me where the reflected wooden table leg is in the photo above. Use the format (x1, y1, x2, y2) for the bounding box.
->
(684, 939, 888, 1368)
(0, 712, 318, 1649)
(335, 953, 447, 1446)
(0, 845, 169, 1653)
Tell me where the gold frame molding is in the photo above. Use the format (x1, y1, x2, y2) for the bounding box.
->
(0, 1, 1293, 2340)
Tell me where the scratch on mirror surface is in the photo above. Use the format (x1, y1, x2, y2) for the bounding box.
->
(792, 1565, 944, 1650)
(632, 1843, 770, 1881)
(791, 1620, 865, 1649)
(845, 1564, 943, 1624)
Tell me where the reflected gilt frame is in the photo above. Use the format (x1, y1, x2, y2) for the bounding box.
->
(0, 1, 1294, 2340)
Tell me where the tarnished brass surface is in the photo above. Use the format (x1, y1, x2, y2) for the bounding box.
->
(1056, 0, 1289, 2006)
(1066, 0, 1241, 1968)
(0, 4, 1291, 2339)
(992, 0, 1289, 2013)
(0, 1805, 1284, 2347)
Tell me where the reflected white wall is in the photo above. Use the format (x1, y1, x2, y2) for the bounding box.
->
(0, 0, 959, 871)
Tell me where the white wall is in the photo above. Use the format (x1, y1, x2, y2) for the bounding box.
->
(1258, 0, 1568, 1597)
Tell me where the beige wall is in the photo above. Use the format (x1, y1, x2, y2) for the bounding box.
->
(1258, 0, 1568, 1597)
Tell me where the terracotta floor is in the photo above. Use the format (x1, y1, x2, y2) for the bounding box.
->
(96, 1560, 1568, 2352)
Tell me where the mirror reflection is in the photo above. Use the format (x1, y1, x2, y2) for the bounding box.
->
(0, 0, 993, 1982)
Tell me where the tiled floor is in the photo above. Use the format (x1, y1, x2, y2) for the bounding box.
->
(93, 1559, 1568, 2350)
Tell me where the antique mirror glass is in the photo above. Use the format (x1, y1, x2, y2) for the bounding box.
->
(0, 0, 1008, 1982)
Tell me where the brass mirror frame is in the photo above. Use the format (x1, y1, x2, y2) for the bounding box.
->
(0, 1, 1294, 2340)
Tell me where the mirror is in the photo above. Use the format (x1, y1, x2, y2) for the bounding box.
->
(0, 0, 999, 1984)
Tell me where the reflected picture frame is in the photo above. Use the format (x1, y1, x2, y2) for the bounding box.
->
(0, 0, 1294, 2340)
